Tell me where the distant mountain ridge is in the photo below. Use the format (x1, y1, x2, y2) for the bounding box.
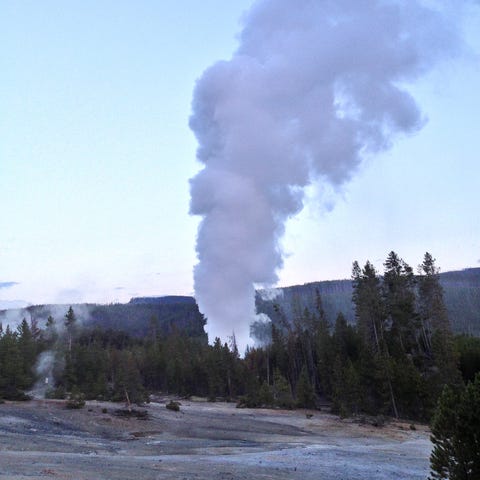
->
(256, 267, 480, 336)
(0, 268, 478, 337)
(129, 295, 196, 305)
(0, 296, 206, 338)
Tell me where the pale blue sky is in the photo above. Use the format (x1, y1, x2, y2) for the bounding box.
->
(1, 0, 479, 308)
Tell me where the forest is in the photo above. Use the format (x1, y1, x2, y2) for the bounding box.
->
(0, 251, 479, 424)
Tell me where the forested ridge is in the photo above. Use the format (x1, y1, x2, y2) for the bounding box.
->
(0, 268, 480, 336)
(1, 265, 479, 340)
(0, 300, 205, 339)
(0, 252, 479, 431)
(256, 266, 480, 336)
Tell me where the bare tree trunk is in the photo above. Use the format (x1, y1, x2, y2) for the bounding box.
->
(374, 318, 399, 419)
(125, 388, 132, 413)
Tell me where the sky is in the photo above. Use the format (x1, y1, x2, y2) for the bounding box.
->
(1, 0, 479, 309)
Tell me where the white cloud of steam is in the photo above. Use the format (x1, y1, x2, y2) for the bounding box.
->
(250, 312, 273, 347)
(189, 0, 465, 354)
(0, 309, 28, 330)
(0, 304, 91, 334)
(26, 304, 91, 398)
(29, 350, 56, 399)
(33, 304, 91, 332)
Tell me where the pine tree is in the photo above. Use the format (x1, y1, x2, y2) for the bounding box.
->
(352, 261, 385, 354)
(429, 374, 480, 479)
(352, 260, 398, 418)
(313, 291, 332, 398)
(17, 319, 36, 388)
(418, 253, 461, 397)
(331, 313, 361, 416)
(429, 385, 458, 479)
(64, 307, 77, 353)
(383, 251, 418, 357)
(44, 315, 57, 345)
(295, 365, 316, 408)
(273, 368, 294, 409)
(206, 337, 227, 400)
(112, 350, 147, 405)
(418, 253, 448, 355)
(0, 326, 26, 399)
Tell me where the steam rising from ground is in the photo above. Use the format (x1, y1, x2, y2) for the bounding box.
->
(258, 288, 284, 302)
(30, 351, 55, 399)
(16, 305, 91, 398)
(189, 0, 463, 354)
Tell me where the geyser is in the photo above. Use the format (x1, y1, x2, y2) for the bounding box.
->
(189, 0, 462, 354)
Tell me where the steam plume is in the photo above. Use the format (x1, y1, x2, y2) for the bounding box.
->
(189, 0, 462, 353)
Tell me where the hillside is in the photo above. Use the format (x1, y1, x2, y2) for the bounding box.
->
(438, 268, 480, 336)
(256, 268, 480, 336)
(0, 297, 206, 339)
(0, 268, 478, 338)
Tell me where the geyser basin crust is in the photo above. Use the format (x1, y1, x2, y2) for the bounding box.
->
(0, 398, 430, 479)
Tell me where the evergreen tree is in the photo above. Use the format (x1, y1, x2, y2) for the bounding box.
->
(331, 356, 360, 417)
(383, 251, 418, 357)
(313, 292, 333, 398)
(64, 307, 77, 353)
(331, 313, 361, 416)
(352, 260, 398, 418)
(352, 261, 385, 354)
(17, 319, 36, 388)
(206, 337, 226, 400)
(429, 374, 480, 479)
(295, 365, 316, 408)
(273, 368, 294, 409)
(418, 253, 451, 356)
(418, 253, 461, 396)
(0, 326, 27, 399)
(455, 335, 480, 383)
(44, 315, 57, 345)
(112, 350, 147, 404)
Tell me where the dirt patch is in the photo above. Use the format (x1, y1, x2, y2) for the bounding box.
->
(0, 399, 431, 479)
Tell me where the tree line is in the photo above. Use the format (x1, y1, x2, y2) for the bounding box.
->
(0, 252, 479, 423)
(243, 252, 478, 419)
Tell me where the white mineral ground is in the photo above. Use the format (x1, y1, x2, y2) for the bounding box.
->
(0, 397, 431, 479)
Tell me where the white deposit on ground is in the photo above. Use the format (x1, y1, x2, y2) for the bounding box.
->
(0, 398, 431, 479)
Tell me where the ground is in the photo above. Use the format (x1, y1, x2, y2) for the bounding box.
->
(0, 397, 431, 479)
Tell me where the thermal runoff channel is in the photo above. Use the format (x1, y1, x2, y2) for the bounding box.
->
(189, 0, 463, 354)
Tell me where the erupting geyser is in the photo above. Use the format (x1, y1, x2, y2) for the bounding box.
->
(189, 0, 462, 354)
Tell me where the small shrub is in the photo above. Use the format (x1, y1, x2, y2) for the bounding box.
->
(236, 397, 249, 408)
(372, 415, 386, 428)
(339, 405, 350, 419)
(45, 386, 66, 400)
(258, 382, 274, 407)
(166, 400, 180, 412)
(0, 386, 31, 401)
(113, 408, 148, 419)
(66, 389, 86, 409)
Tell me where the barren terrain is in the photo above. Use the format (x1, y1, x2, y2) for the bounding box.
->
(0, 398, 431, 479)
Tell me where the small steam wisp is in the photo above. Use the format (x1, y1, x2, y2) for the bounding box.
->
(189, 0, 463, 353)
(30, 351, 55, 399)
